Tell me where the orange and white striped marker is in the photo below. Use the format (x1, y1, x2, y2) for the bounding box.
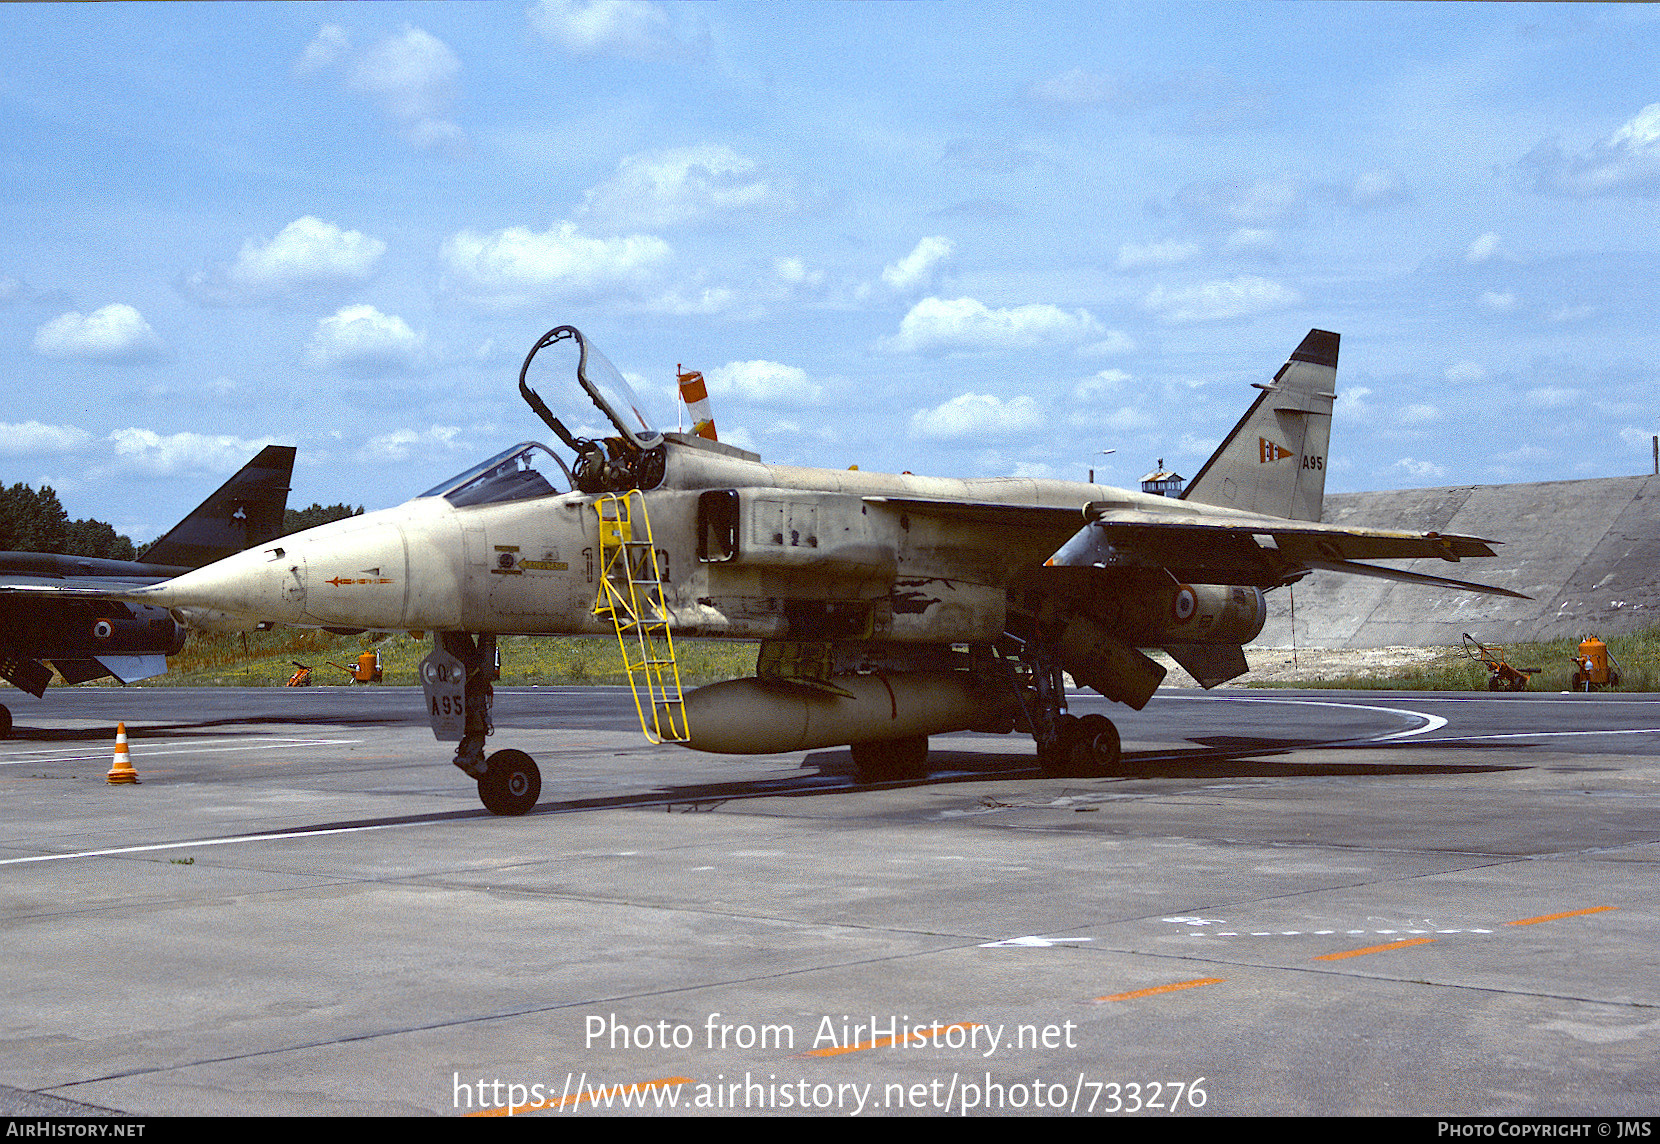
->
(106, 722, 139, 785)
(678, 366, 717, 441)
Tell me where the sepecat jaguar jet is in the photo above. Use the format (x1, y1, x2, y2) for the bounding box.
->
(115, 325, 1522, 814)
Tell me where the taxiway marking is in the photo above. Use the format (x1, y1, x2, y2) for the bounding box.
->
(1157, 694, 1448, 740)
(1508, 905, 1617, 926)
(0, 820, 425, 866)
(1314, 937, 1437, 961)
(0, 736, 360, 766)
(1092, 977, 1224, 1003)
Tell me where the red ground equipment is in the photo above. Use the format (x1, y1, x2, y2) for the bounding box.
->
(1461, 633, 1540, 692)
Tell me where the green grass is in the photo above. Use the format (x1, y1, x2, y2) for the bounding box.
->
(1247, 627, 1660, 692)
(98, 622, 1660, 694)
(128, 628, 759, 688)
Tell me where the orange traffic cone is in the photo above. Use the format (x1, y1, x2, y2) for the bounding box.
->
(106, 722, 139, 785)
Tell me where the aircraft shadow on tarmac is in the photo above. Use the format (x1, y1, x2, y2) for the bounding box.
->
(6, 722, 1530, 843)
(6, 714, 410, 743)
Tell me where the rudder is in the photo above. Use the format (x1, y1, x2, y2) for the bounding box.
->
(1180, 329, 1337, 522)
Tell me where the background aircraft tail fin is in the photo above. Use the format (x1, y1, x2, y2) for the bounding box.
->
(139, 445, 296, 569)
(1180, 329, 1337, 522)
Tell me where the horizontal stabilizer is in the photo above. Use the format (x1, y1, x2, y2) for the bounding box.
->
(51, 658, 113, 686)
(92, 654, 169, 684)
(1303, 559, 1530, 600)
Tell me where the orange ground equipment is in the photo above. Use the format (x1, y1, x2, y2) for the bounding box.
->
(325, 650, 383, 683)
(286, 662, 314, 687)
(1570, 635, 1623, 691)
(1462, 633, 1541, 692)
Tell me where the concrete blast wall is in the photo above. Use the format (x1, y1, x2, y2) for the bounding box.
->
(1258, 475, 1660, 648)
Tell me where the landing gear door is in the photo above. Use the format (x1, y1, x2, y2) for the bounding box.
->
(420, 646, 468, 741)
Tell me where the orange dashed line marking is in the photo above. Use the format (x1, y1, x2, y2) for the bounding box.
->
(1315, 937, 1436, 961)
(1507, 906, 1617, 927)
(1091, 977, 1225, 1003)
(802, 1022, 977, 1058)
(464, 1076, 694, 1115)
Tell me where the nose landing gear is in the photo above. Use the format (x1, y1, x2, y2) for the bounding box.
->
(478, 748, 542, 816)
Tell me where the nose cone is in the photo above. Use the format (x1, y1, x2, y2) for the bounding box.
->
(138, 541, 310, 625)
(138, 509, 424, 630)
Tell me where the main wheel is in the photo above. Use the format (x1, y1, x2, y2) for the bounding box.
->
(850, 735, 929, 783)
(1042, 713, 1120, 777)
(478, 749, 541, 816)
(1071, 713, 1121, 774)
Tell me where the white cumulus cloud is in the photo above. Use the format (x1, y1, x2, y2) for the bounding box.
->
(295, 24, 350, 74)
(528, 0, 682, 58)
(441, 223, 673, 308)
(34, 304, 164, 362)
(187, 217, 386, 304)
(106, 430, 276, 476)
(305, 304, 426, 375)
(707, 360, 822, 406)
(0, 421, 94, 456)
(580, 145, 781, 228)
(1142, 276, 1300, 324)
(910, 393, 1046, 440)
(1520, 102, 1660, 197)
(363, 425, 463, 462)
(338, 25, 464, 150)
(882, 236, 954, 291)
(1392, 457, 1447, 481)
(884, 296, 1104, 353)
(1466, 232, 1504, 263)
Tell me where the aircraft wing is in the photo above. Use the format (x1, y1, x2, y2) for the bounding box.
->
(1057, 505, 1526, 598)
(870, 495, 1525, 599)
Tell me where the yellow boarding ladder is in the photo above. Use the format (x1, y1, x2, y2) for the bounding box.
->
(592, 491, 690, 743)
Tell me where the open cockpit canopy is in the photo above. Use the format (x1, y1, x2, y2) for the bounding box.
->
(516, 324, 668, 493)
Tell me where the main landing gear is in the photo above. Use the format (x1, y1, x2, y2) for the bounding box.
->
(1022, 639, 1123, 778)
(422, 632, 543, 816)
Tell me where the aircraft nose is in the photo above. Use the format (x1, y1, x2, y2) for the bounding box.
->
(138, 541, 311, 625)
(137, 514, 416, 630)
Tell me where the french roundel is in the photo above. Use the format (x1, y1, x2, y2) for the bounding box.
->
(91, 619, 114, 640)
(1171, 586, 1197, 624)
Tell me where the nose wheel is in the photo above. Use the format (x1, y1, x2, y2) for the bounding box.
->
(478, 749, 541, 816)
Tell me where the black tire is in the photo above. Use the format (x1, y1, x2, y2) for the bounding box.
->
(0, 703, 10, 738)
(478, 749, 541, 816)
(1044, 713, 1120, 777)
(1488, 676, 1505, 692)
(1073, 713, 1122, 774)
(850, 735, 929, 783)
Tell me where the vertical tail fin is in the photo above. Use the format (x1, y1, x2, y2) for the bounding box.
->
(138, 445, 296, 568)
(1180, 329, 1337, 522)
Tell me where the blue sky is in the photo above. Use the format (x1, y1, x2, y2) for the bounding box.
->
(2, 2, 1657, 543)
